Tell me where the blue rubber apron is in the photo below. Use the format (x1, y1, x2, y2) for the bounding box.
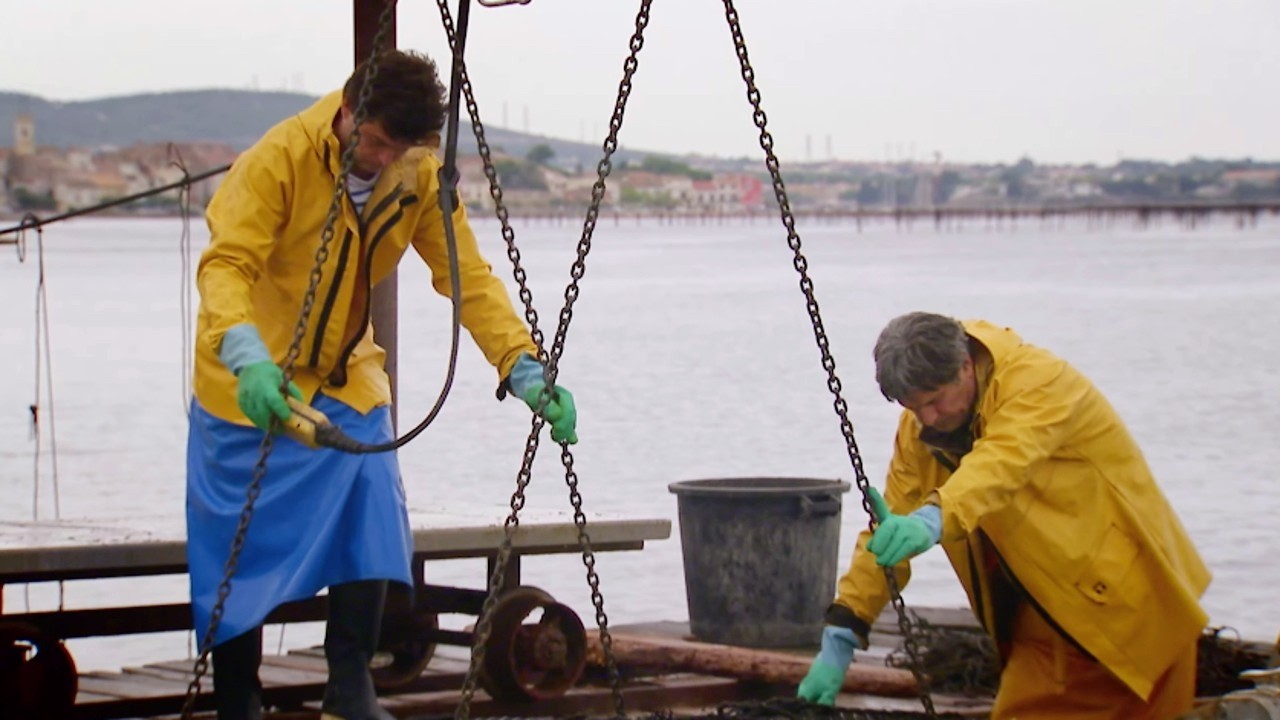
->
(186, 395, 413, 646)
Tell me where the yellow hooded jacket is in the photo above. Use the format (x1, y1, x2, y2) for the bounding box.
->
(832, 320, 1210, 700)
(194, 91, 536, 423)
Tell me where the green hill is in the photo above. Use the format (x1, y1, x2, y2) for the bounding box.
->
(0, 89, 655, 167)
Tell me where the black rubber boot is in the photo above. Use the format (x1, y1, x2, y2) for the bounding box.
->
(320, 580, 395, 720)
(212, 627, 264, 720)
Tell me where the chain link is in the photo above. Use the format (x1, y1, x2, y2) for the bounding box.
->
(439, 1, 652, 718)
(178, 4, 398, 717)
(719, 1, 937, 715)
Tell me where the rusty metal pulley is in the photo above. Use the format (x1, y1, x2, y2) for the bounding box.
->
(372, 598, 440, 689)
(0, 621, 78, 718)
(478, 586, 587, 701)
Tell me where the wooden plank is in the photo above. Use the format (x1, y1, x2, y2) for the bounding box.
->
(259, 651, 330, 674)
(322, 672, 748, 716)
(76, 670, 188, 699)
(71, 689, 120, 704)
(419, 655, 471, 675)
(287, 644, 327, 660)
(258, 655, 330, 684)
(0, 511, 670, 581)
(139, 660, 202, 679)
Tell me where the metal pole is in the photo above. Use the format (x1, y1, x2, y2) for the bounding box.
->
(355, 0, 399, 429)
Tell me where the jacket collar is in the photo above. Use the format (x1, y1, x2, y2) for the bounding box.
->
(299, 91, 346, 175)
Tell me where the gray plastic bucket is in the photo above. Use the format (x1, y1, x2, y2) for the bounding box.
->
(667, 477, 851, 648)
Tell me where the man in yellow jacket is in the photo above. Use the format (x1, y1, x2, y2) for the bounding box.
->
(187, 50, 576, 720)
(798, 312, 1210, 719)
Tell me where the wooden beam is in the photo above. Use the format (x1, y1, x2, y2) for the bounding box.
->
(585, 630, 920, 698)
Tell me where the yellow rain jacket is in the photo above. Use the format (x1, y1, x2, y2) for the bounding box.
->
(832, 320, 1210, 701)
(195, 91, 536, 424)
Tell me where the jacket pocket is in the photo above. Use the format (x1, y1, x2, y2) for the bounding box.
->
(1074, 523, 1143, 606)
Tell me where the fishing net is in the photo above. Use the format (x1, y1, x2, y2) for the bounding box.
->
(1196, 626, 1275, 697)
(886, 616, 999, 698)
(882, 615, 1275, 699)
(633, 697, 967, 718)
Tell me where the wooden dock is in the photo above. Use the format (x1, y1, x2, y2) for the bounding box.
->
(0, 510, 672, 718)
(61, 613, 993, 719)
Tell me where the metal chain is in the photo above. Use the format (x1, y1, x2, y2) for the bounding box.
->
(719, 1, 937, 715)
(439, 1, 652, 718)
(178, 4, 397, 717)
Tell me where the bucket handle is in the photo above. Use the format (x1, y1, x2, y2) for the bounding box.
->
(799, 494, 842, 518)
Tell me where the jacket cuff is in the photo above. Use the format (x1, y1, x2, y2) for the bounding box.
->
(909, 503, 943, 545)
(824, 603, 871, 649)
(496, 352, 544, 401)
(219, 323, 271, 376)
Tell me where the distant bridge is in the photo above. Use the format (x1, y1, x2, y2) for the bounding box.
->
(492, 201, 1280, 231)
(4, 192, 1278, 243)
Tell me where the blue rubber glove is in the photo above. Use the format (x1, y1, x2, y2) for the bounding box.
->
(221, 324, 301, 431)
(866, 487, 942, 567)
(797, 626, 860, 705)
(508, 353, 578, 445)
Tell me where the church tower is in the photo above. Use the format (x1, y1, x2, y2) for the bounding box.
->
(13, 114, 35, 156)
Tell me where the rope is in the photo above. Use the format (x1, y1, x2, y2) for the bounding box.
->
(15, 214, 68, 616)
(19, 215, 62, 522)
(169, 144, 196, 416)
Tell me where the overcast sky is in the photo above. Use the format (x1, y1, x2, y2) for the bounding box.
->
(2, 0, 1277, 165)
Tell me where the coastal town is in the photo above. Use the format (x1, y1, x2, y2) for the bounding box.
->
(2, 111, 1279, 220)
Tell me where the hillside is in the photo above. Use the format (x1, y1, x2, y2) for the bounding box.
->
(0, 89, 658, 166)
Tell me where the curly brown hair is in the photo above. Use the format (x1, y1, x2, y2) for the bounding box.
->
(343, 49, 448, 144)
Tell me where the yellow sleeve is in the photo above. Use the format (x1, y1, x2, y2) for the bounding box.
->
(198, 144, 289, 356)
(833, 413, 925, 631)
(409, 191, 537, 382)
(936, 349, 1083, 543)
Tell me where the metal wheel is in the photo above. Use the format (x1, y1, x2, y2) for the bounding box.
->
(0, 621, 78, 717)
(372, 608, 438, 688)
(479, 585, 587, 701)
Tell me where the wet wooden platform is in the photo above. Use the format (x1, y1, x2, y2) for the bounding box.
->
(69, 642, 750, 719)
(67, 613, 992, 719)
(0, 510, 672, 718)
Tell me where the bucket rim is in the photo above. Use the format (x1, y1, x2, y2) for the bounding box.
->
(667, 476, 851, 496)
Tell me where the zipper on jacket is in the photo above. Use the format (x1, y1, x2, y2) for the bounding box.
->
(931, 450, 959, 473)
(329, 191, 416, 386)
(307, 228, 355, 367)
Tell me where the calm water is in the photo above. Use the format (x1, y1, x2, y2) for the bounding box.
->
(1, 213, 1278, 672)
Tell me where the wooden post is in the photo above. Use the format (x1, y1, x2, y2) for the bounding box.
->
(355, 0, 399, 428)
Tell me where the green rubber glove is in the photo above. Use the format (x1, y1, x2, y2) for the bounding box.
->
(866, 487, 940, 567)
(797, 661, 845, 705)
(797, 625, 858, 705)
(521, 383, 577, 444)
(236, 361, 303, 431)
